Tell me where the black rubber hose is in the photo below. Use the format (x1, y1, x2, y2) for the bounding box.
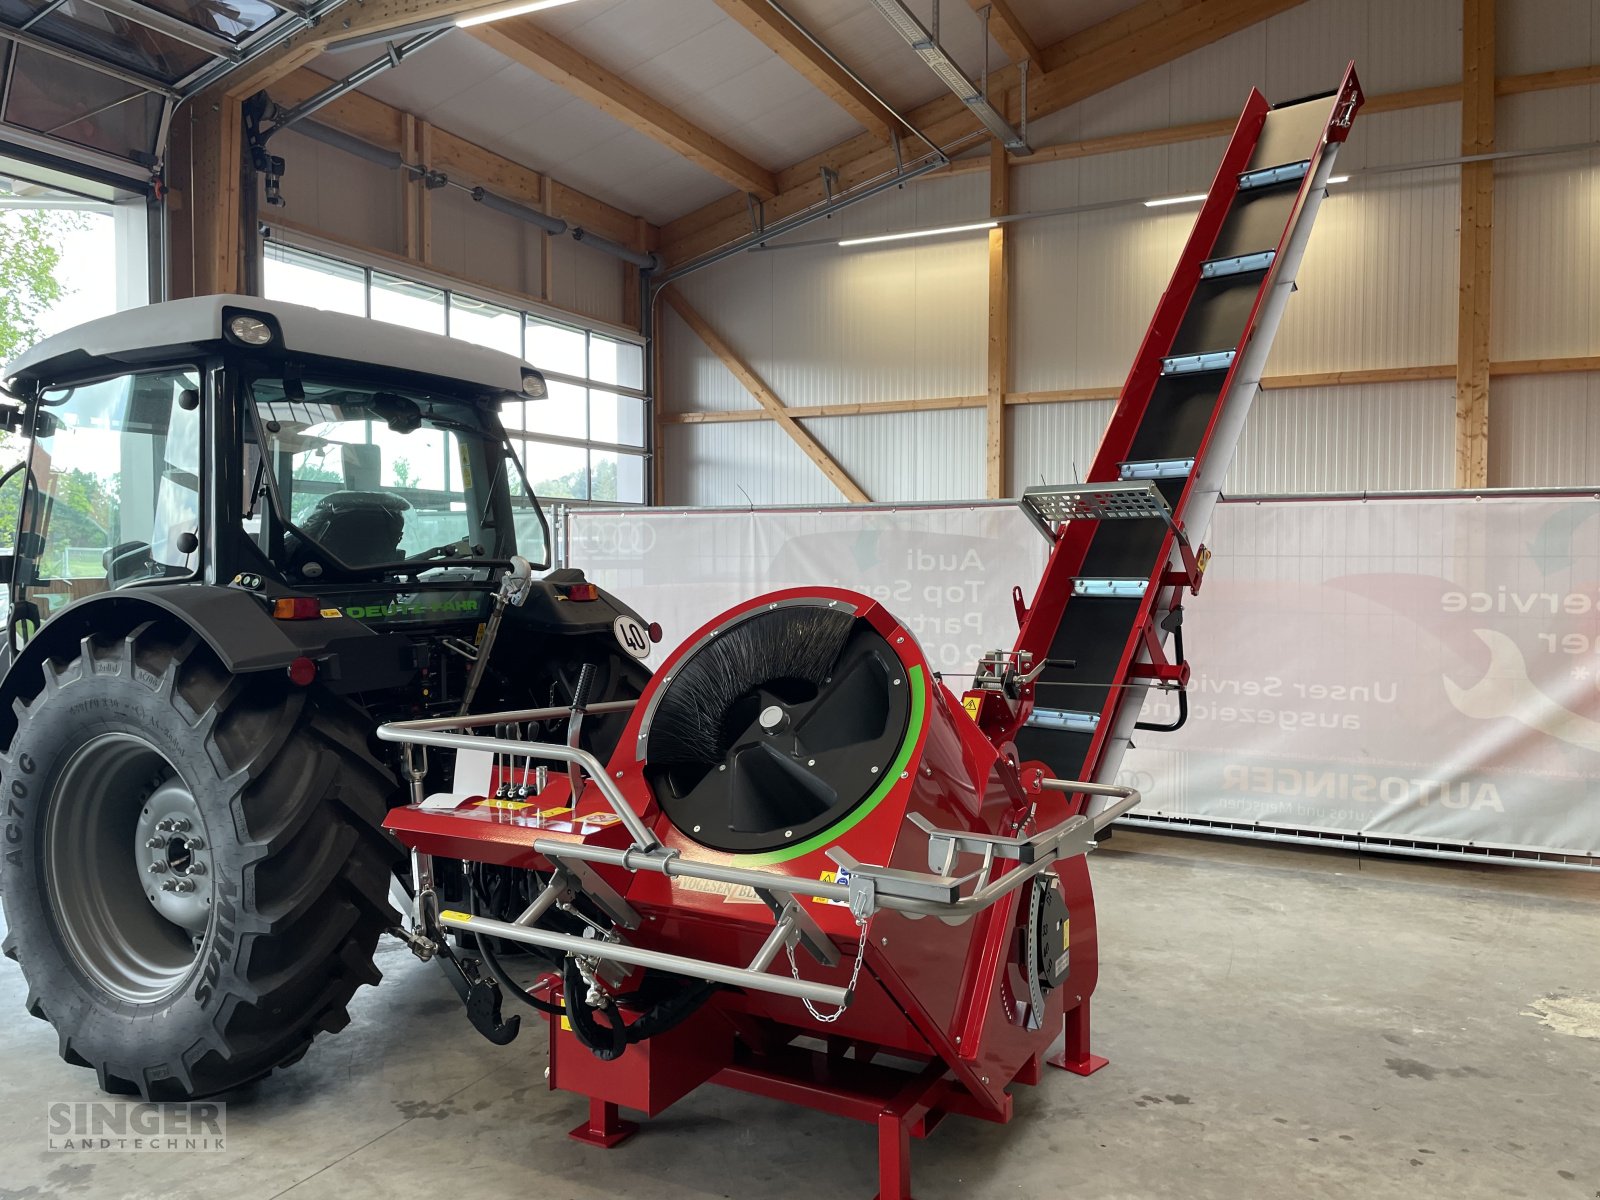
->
(563, 956, 628, 1061)
(474, 932, 564, 1017)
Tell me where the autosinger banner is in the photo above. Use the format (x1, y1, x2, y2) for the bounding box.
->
(567, 494, 1600, 858)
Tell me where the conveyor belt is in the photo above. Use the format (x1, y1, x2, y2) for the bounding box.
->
(982, 64, 1365, 788)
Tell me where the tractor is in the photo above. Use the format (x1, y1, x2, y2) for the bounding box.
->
(0, 295, 653, 1099)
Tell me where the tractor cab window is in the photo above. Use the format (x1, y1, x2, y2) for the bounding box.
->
(245, 376, 547, 577)
(13, 369, 202, 631)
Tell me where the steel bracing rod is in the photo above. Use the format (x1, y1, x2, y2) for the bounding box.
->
(383, 700, 639, 733)
(265, 27, 451, 137)
(436, 910, 852, 1007)
(748, 910, 799, 973)
(376, 725, 660, 851)
(761, 0, 942, 160)
(656, 146, 965, 286)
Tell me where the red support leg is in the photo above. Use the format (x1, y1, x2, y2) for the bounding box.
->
(568, 1098, 639, 1149)
(874, 1108, 913, 1200)
(1048, 999, 1109, 1076)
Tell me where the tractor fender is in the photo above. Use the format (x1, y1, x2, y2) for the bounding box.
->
(1, 586, 416, 721)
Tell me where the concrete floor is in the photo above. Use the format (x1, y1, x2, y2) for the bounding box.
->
(1, 831, 1597, 1200)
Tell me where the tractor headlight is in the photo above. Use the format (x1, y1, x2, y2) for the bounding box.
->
(228, 315, 275, 346)
(522, 370, 548, 400)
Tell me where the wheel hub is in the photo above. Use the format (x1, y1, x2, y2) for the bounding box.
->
(43, 732, 210, 1004)
(134, 782, 213, 933)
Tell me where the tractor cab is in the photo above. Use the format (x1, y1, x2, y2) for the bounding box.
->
(0, 296, 553, 650)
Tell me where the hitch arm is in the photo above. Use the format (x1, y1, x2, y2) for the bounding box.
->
(435, 943, 521, 1046)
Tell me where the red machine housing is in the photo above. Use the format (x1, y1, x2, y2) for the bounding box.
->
(384, 65, 1364, 1199)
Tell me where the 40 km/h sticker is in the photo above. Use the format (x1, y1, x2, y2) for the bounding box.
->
(614, 615, 651, 659)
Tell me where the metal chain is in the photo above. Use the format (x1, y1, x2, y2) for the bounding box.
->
(786, 917, 868, 1024)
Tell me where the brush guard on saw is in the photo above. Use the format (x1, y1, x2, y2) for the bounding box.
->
(378, 708, 1139, 1012)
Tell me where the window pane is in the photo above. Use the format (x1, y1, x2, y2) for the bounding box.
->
(140, 0, 278, 40)
(4, 49, 161, 160)
(525, 440, 589, 501)
(590, 335, 644, 391)
(589, 390, 645, 448)
(33, 1, 210, 82)
(371, 272, 445, 335)
(588, 449, 645, 504)
(20, 369, 201, 624)
(450, 295, 522, 355)
(526, 318, 586, 378)
(525, 379, 586, 440)
(264, 244, 366, 317)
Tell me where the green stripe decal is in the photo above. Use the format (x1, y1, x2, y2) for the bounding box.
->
(740, 664, 928, 866)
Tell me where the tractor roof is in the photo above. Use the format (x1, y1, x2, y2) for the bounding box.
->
(4, 295, 538, 396)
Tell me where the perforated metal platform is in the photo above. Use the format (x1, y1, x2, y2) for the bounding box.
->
(1020, 481, 1175, 538)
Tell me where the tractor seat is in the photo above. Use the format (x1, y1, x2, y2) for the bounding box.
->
(292, 490, 410, 569)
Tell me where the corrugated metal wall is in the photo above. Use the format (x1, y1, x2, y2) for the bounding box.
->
(660, 0, 1600, 504)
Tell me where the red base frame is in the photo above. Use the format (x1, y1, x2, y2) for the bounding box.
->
(555, 1003, 1105, 1199)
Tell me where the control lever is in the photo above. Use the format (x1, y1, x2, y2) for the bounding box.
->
(566, 663, 596, 805)
(459, 555, 534, 716)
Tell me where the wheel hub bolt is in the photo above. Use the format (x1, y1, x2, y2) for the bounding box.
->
(155, 817, 192, 833)
(185, 863, 207, 876)
(147, 860, 168, 874)
(161, 878, 196, 894)
(145, 835, 167, 850)
(184, 836, 204, 851)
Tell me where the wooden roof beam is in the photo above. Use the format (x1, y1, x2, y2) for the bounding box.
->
(714, 0, 899, 140)
(473, 19, 779, 198)
(216, 0, 527, 100)
(663, 0, 1314, 264)
(968, 0, 1043, 72)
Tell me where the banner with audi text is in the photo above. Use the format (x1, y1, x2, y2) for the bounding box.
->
(566, 494, 1600, 859)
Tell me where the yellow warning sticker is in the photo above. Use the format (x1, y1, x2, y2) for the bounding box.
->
(320, 608, 344, 619)
(962, 695, 982, 720)
(583, 813, 623, 827)
(814, 867, 852, 907)
(439, 910, 472, 923)
(1063, 917, 1071, 951)
(538, 806, 573, 819)
(559, 1016, 571, 1032)
(480, 799, 532, 810)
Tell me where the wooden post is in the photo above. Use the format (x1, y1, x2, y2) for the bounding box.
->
(401, 113, 420, 261)
(417, 120, 434, 266)
(986, 141, 1010, 498)
(1455, 0, 1495, 488)
(169, 98, 244, 298)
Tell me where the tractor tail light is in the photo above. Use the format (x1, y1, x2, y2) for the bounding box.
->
(565, 583, 599, 601)
(287, 656, 318, 687)
(273, 596, 322, 620)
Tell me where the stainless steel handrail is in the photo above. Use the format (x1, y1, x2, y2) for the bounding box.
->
(376, 721, 659, 852)
(378, 712, 1142, 1008)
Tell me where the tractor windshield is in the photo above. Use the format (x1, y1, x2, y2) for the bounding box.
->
(245, 375, 548, 578)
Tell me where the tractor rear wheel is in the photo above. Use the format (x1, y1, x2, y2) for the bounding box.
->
(0, 620, 400, 1099)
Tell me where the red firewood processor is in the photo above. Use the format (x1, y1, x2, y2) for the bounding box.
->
(381, 65, 1364, 1199)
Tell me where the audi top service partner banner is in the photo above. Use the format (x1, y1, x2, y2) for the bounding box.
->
(568, 496, 1600, 858)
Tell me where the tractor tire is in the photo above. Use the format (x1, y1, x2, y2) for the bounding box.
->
(0, 620, 401, 1099)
